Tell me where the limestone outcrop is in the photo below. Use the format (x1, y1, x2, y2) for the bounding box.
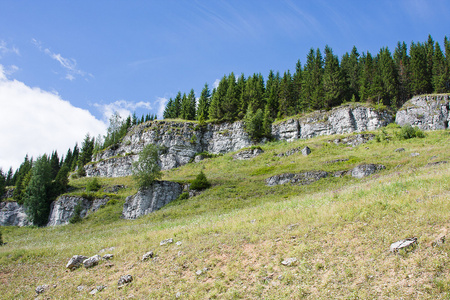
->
(272, 104, 393, 142)
(396, 94, 449, 130)
(47, 196, 92, 226)
(0, 201, 31, 226)
(86, 121, 253, 177)
(122, 181, 183, 219)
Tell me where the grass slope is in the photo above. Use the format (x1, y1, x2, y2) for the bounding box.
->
(1, 126, 449, 299)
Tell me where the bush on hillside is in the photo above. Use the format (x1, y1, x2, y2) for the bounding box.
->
(397, 124, 425, 140)
(132, 144, 162, 189)
(190, 171, 211, 191)
(86, 177, 101, 192)
(69, 202, 83, 224)
(0, 230, 3, 246)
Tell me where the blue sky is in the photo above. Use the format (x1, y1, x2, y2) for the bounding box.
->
(0, 0, 449, 170)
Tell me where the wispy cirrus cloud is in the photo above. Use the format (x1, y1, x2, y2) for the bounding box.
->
(0, 40, 20, 58)
(31, 38, 92, 81)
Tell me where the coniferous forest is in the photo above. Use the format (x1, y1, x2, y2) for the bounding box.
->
(164, 35, 450, 127)
(1, 35, 449, 226)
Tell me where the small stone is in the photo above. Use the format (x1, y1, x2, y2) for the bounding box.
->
(103, 254, 114, 260)
(432, 235, 445, 247)
(176, 241, 182, 246)
(394, 148, 405, 152)
(83, 255, 101, 268)
(196, 270, 203, 276)
(118, 275, 133, 288)
(142, 251, 154, 261)
(278, 275, 283, 280)
(160, 238, 174, 246)
(176, 292, 182, 298)
(90, 289, 98, 295)
(250, 219, 256, 223)
(410, 152, 420, 157)
(99, 247, 115, 253)
(301, 146, 311, 156)
(76, 285, 86, 292)
(390, 237, 418, 253)
(281, 257, 297, 266)
(35, 285, 49, 295)
(66, 255, 88, 270)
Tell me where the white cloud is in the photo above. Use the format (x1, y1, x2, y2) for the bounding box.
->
(94, 100, 153, 122)
(155, 97, 168, 119)
(0, 65, 107, 170)
(0, 40, 20, 57)
(213, 78, 220, 89)
(32, 38, 93, 81)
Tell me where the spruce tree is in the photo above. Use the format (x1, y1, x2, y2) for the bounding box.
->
(278, 71, 294, 117)
(394, 41, 411, 106)
(24, 155, 53, 226)
(187, 89, 196, 120)
(341, 46, 360, 102)
(180, 93, 189, 120)
(292, 60, 303, 112)
(359, 52, 374, 102)
(222, 73, 238, 121)
(432, 41, 447, 93)
(410, 42, 430, 95)
(265, 70, 280, 118)
(377, 47, 398, 107)
(0, 169, 5, 198)
(197, 83, 211, 122)
(173, 92, 182, 118)
(208, 75, 228, 121)
(6, 167, 13, 186)
(444, 36, 450, 92)
(323, 45, 344, 109)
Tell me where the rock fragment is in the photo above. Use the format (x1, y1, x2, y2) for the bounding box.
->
(351, 164, 385, 179)
(103, 254, 114, 260)
(142, 251, 154, 261)
(118, 275, 133, 288)
(390, 237, 418, 253)
(281, 258, 297, 266)
(66, 255, 88, 270)
(35, 285, 49, 295)
(301, 146, 311, 156)
(160, 238, 174, 246)
(83, 255, 101, 268)
(394, 148, 405, 152)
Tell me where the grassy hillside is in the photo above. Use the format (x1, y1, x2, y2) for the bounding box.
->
(1, 126, 449, 299)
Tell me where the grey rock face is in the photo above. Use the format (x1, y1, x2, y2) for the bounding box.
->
(160, 238, 174, 246)
(396, 95, 449, 130)
(66, 255, 88, 270)
(47, 196, 91, 226)
(351, 164, 385, 179)
(86, 120, 252, 178)
(272, 104, 393, 142)
(233, 147, 264, 160)
(0, 201, 31, 226)
(266, 171, 328, 186)
(122, 181, 183, 219)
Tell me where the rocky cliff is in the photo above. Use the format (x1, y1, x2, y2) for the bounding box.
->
(86, 121, 253, 177)
(122, 181, 183, 219)
(0, 201, 31, 226)
(86, 104, 393, 177)
(271, 104, 393, 142)
(47, 196, 110, 226)
(395, 94, 449, 130)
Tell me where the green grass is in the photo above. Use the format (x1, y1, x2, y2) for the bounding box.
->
(0, 128, 449, 299)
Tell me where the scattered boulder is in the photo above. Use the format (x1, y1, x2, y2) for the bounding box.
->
(265, 171, 328, 186)
(390, 237, 418, 253)
(142, 251, 154, 261)
(333, 170, 350, 177)
(275, 147, 302, 157)
(66, 255, 88, 270)
(99, 246, 115, 253)
(176, 241, 182, 246)
(0, 201, 31, 227)
(194, 154, 205, 163)
(35, 285, 49, 295)
(351, 164, 385, 179)
(281, 258, 297, 266)
(88, 197, 110, 215)
(326, 158, 349, 164)
(83, 255, 101, 268)
(410, 152, 420, 157)
(329, 133, 375, 147)
(301, 146, 311, 156)
(233, 147, 264, 160)
(90, 285, 106, 295)
(160, 238, 174, 246)
(103, 254, 114, 260)
(426, 161, 448, 167)
(394, 148, 405, 152)
(196, 268, 209, 276)
(118, 275, 133, 288)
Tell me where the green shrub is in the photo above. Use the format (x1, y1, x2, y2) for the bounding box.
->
(69, 202, 83, 224)
(86, 177, 101, 192)
(132, 144, 162, 189)
(77, 166, 86, 177)
(0, 230, 3, 246)
(177, 192, 189, 201)
(190, 171, 211, 191)
(396, 124, 425, 140)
